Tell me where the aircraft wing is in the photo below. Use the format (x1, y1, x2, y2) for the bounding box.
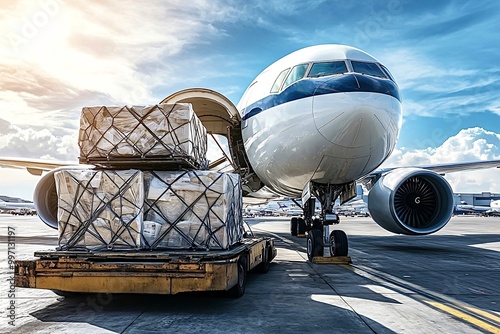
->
(0, 158, 78, 176)
(407, 160, 500, 174)
(361, 159, 500, 189)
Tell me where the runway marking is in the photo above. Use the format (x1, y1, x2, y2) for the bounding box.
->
(425, 301, 500, 334)
(465, 306, 500, 324)
(470, 242, 500, 252)
(343, 264, 500, 333)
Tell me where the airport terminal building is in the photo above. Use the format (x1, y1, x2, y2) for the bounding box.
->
(454, 192, 500, 207)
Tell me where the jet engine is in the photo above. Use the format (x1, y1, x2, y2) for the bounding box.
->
(368, 168, 454, 235)
(34, 166, 90, 229)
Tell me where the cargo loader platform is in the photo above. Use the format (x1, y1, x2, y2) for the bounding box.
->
(15, 237, 276, 298)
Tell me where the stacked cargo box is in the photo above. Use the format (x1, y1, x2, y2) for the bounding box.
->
(78, 104, 208, 169)
(55, 103, 243, 251)
(142, 170, 242, 250)
(55, 169, 144, 251)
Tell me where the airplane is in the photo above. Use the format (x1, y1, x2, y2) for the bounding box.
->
(336, 199, 369, 216)
(334, 185, 368, 216)
(1, 44, 500, 261)
(0, 198, 36, 215)
(483, 200, 500, 216)
(454, 201, 492, 215)
(244, 201, 310, 217)
(454, 199, 500, 216)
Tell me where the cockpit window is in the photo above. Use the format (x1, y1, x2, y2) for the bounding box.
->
(270, 68, 290, 93)
(351, 61, 386, 78)
(283, 64, 308, 88)
(308, 61, 348, 77)
(380, 64, 395, 82)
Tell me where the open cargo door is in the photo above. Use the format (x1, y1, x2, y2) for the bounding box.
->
(160, 88, 262, 194)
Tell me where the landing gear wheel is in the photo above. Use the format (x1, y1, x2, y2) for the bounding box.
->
(228, 256, 247, 298)
(297, 218, 306, 235)
(306, 229, 324, 262)
(329, 230, 348, 256)
(290, 217, 298, 236)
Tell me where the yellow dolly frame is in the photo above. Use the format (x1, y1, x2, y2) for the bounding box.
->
(15, 237, 276, 298)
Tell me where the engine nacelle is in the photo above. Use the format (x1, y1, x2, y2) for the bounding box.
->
(368, 168, 454, 235)
(34, 166, 91, 229)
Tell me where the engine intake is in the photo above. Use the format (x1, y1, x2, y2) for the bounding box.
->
(368, 168, 454, 235)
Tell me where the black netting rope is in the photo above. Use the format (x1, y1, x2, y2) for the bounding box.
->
(80, 104, 207, 168)
(145, 171, 237, 250)
(58, 170, 142, 251)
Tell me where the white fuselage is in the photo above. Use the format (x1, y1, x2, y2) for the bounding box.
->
(492, 200, 500, 212)
(0, 200, 35, 211)
(237, 45, 402, 197)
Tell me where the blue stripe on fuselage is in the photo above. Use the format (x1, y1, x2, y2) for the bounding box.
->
(241, 73, 400, 121)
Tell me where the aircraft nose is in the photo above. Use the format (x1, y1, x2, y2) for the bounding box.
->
(312, 91, 401, 149)
(309, 91, 401, 183)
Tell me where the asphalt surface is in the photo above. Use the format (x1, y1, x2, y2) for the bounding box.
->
(1, 214, 499, 333)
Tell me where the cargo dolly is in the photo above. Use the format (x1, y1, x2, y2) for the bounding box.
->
(15, 236, 276, 298)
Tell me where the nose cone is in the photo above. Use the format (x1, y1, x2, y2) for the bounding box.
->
(311, 90, 402, 181)
(312, 74, 401, 150)
(314, 92, 401, 145)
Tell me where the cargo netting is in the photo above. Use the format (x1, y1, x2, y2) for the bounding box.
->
(78, 103, 208, 169)
(143, 170, 243, 250)
(55, 169, 144, 251)
(54, 169, 243, 251)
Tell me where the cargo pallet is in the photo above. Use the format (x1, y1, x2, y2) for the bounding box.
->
(80, 156, 206, 171)
(15, 237, 276, 298)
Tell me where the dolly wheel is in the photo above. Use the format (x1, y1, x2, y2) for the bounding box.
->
(228, 256, 247, 298)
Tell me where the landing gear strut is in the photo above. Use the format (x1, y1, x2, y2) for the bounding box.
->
(293, 182, 355, 262)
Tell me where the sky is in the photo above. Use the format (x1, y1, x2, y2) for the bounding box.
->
(1, 0, 500, 200)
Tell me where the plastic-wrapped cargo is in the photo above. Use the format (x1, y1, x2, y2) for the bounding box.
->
(54, 169, 144, 251)
(142, 170, 243, 250)
(78, 103, 208, 169)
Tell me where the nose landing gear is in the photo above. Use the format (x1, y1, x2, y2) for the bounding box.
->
(290, 182, 353, 263)
(329, 230, 348, 257)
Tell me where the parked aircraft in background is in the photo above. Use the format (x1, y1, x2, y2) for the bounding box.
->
(333, 185, 368, 216)
(454, 201, 491, 215)
(454, 199, 500, 216)
(484, 200, 500, 216)
(1, 44, 500, 261)
(0, 197, 36, 215)
(244, 200, 320, 217)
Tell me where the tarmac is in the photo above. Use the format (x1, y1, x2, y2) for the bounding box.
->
(1, 214, 499, 333)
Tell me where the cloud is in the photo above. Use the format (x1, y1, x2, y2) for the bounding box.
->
(0, 124, 79, 161)
(0, 118, 14, 135)
(0, 0, 247, 131)
(0, 0, 258, 162)
(383, 127, 500, 192)
(402, 3, 496, 40)
(377, 47, 500, 118)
